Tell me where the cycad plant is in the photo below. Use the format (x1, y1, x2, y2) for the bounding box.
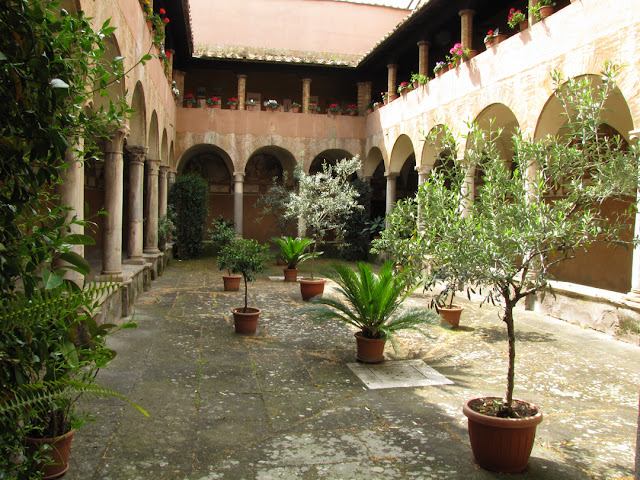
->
(272, 236, 318, 269)
(301, 262, 436, 353)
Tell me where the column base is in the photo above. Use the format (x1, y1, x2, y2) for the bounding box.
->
(96, 272, 125, 283)
(123, 257, 146, 265)
(626, 289, 640, 304)
(143, 248, 161, 254)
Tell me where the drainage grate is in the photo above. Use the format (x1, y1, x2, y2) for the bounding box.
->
(347, 359, 453, 390)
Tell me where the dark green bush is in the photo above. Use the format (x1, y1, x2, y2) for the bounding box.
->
(168, 174, 210, 259)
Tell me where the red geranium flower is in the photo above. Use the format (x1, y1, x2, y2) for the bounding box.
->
(159, 8, 166, 14)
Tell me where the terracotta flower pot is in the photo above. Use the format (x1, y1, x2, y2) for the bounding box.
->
(539, 5, 554, 18)
(232, 307, 261, 334)
(25, 429, 76, 479)
(299, 278, 325, 301)
(291, 106, 300, 113)
(283, 268, 298, 282)
(463, 397, 543, 473)
(229, 104, 237, 110)
(222, 274, 242, 291)
(438, 304, 463, 328)
(519, 20, 529, 31)
(246, 105, 255, 111)
(354, 332, 386, 363)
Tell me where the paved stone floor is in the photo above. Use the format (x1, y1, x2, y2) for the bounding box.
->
(68, 258, 640, 480)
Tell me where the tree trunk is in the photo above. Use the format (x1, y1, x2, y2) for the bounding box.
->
(243, 276, 248, 312)
(504, 303, 516, 410)
(636, 388, 640, 479)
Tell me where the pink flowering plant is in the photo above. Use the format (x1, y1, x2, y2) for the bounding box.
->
(448, 43, 469, 62)
(507, 8, 527, 29)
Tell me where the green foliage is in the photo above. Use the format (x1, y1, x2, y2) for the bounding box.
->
(158, 206, 176, 251)
(272, 236, 318, 269)
(208, 216, 236, 254)
(339, 179, 373, 261)
(253, 173, 295, 236)
(410, 73, 428, 85)
(286, 157, 363, 278)
(217, 239, 271, 311)
(383, 62, 639, 414)
(0, 1, 133, 296)
(301, 262, 436, 351)
(168, 174, 210, 259)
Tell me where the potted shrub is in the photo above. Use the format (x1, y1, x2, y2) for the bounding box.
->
(301, 262, 436, 363)
(433, 61, 447, 77)
(168, 173, 210, 259)
(507, 8, 528, 30)
(366, 100, 375, 114)
(272, 236, 318, 281)
(285, 156, 362, 301)
(410, 73, 428, 89)
(217, 239, 272, 333)
(245, 98, 257, 111)
(308, 103, 320, 114)
(346, 104, 358, 116)
(391, 63, 637, 472)
(206, 96, 221, 108)
(227, 97, 239, 110)
(532, 0, 556, 19)
(397, 82, 410, 95)
(1, 281, 149, 479)
(327, 103, 342, 115)
(290, 102, 301, 113)
(158, 209, 175, 252)
(209, 216, 238, 289)
(184, 93, 196, 107)
(448, 43, 469, 67)
(484, 29, 505, 48)
(264, 99, 279, 111)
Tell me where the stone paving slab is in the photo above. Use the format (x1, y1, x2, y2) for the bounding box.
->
(69, 257, 640, 480)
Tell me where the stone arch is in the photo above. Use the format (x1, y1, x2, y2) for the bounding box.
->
(389, 134, 418, 202)
(364, 147, 386, 221)
(129, 82, 146, 146)
(421, 124, 454, 172)
(177, 144, 235, 231)
(535, 74, 635, 293)
(469, 104, 520, 199)
(161, 129, 169, 165)
(244, 145, 297, 242)
(309, 149, 355, 175)
(148, 111, 160, 160)
(92, 34, 125, 114)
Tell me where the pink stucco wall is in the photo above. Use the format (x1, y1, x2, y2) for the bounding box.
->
(190, 0, 409, 56)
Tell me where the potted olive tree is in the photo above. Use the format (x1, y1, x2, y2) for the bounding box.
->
(285, 156, 362, 300)
(272, 236, 319, 282)
(301, 261, 436, 363)
(217, 238, 271, 334)
(382, 63, 639, 472)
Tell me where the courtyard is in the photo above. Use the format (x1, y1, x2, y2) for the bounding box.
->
(67, 258, 639, 480)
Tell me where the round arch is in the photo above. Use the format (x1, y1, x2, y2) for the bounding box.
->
(129, 82, 146, 146)
(92, 34, 125, 114)
(535, 74, 634, 293)
(309, 149, 355, 175)
(148, 111, 160, 160)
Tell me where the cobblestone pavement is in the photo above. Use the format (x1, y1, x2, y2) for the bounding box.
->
(68, 258, 640, 480)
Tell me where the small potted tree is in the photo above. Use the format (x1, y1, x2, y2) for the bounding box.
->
(209, 216, 238, 290)
(217, 238, 271, 334)
(290, 102, 301, 113)
(285, 156, 362, 301)
(272, 236, 319, 281)
(301, 262, 436, 363)
(391, 63, 638, 472)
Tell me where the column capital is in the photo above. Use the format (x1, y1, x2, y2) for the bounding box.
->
(233, 172, 245, 182)
(415, 165, 430, 174)
(105, 124, 130, 153)
(159, 165, 169, 175)
(385, 171, 399, 179)
(126, 145, 148, 162)
(302, 77, 312, 84)
(459, 8, 475, 17)
(417, 40, 431, 47)
(387, 63, 398, 70)
(237, 73, 247, 79)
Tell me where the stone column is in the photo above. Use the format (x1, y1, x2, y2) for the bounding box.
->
(385, 172, 398, 216)
(462, 164, 474, 218)
(144, 158, 160, 254)
(159, 165, 169, 218)
(302, 77, 312, 113)
(102, 126, 129, 276)
(168, 170, 176, 186)
(233, 172, 244, 236)
(627, 130, 640, 302)
(529, 0, 539, 25)
(125, 145, 147, 265)
(459, 9, 475, 50)
(55, 141, 85, 284)
(415, 165, 430, 231)
(237, 74, 247, 111)
(417, 41, 430, 77)
(357, 81, 372, 116)
(387, 64, 398, 100)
